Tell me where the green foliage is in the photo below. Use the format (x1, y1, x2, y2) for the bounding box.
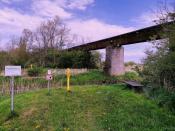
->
(0, 86, 175, 130)
(142, 16, 175, 90)
(0, 51, 11, 70)
(27, 67, 45, 77)
(10, 43, 30, 68)
(0, 49, 101, 70)
(118, 72, 142, 81)
(55, 70, 143, 86)
(124, 61, 136, 66)
(44, 49, 60, 68)
(142, 15, 175, 113)
(55, 70, 118, 85)
(57, 51, 101, 69)
(144, 87, 175, 112)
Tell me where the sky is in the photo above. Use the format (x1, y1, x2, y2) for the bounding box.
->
(0, 0, 174, 63)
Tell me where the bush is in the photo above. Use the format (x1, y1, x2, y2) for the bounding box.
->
(118, 72, 142, 81)
(57, 51, 101, 69)
(145, 87, 175, 112)
(27, 67, 45, 77)
(54, 70, 119, 85)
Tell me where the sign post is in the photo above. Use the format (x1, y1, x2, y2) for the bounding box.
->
(46, 70, 52, 94)
(66, 68, 71, 92)
(10, 76, 14, 112)
(5, 66, 21, 113)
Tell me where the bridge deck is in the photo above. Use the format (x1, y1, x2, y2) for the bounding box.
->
(69, 21, 174, 51)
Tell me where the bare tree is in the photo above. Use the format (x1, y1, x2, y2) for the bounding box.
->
(20, 29, 34, 52)
(33, 16, 71, 66)
(35, 16, 70, 49)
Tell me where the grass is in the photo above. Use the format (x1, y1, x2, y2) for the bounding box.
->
(55, 70, 142, 86)
(0, 85, 175, 130)
(55, 70, 118, 85)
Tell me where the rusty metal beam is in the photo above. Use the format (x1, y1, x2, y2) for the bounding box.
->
(68, 21, 174, 51)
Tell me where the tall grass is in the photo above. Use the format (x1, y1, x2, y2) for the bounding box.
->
(0, 76, 62, 95)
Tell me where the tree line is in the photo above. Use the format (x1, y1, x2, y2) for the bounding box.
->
(0, 16, 101, 70)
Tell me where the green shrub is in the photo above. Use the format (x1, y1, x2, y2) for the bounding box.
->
(118, 72, 142, 81)
(144, 87, 175, 112)
(57, 51, 100, 69)
(27, 67, 45, 77)
(54, 70, 119, 85)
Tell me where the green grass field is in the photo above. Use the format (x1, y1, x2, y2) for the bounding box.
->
(0, 85, 175, 130)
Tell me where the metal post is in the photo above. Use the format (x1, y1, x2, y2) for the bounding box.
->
(10, 76, 14, 112)
(47, 80, 50, 93)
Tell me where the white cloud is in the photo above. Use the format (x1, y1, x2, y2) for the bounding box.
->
(0, 8, 42, 28)
(137, 12, 157, 26)
(124, 42, 153, 63)
(66, 0, 94, 10)
(134, 11, 170, 26)
(52, 0, 94, 10)
(31, 0, 95, 19)
(67, 18, 134, 44)
(0, 0, 95, 44)
(133, 4, 174, 27)
(1, 0, 23, 4)
(31, 0, 72, 19)
(0, 7, 43, 41)
(131, 11, 159, 27)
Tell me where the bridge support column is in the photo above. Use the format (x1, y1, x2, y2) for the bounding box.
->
(104, 46, 125, 76)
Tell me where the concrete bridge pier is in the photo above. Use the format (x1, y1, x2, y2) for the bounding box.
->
(104, 46, 125, 76)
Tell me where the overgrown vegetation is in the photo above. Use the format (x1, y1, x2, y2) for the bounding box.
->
(55, 70, 143, 86)
(118, 72, 142, 81)
(56, 51, 100, 69)
(27, 67, 45, 77)
(142, 6, 175, 112)
(0, 76, 61, 94)
(55, 70, 118, 85)
(144, 87, 175, 112)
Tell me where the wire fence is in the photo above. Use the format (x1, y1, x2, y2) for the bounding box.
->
(0, 76, 64, 95)
(0, 68, 89, 95)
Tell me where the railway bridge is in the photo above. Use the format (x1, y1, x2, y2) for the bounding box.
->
(69, 21, 174, 76)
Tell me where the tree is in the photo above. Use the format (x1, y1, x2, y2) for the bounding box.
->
(34, 16, 70, 66)
(57, 51, 101, 69)
(7, 31, 31, 67)
(142, 5, 175, 90)
(0, 51, 11, 70)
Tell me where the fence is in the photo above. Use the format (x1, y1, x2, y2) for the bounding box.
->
(51, 68, 88, 75)
(0, 68, 89, 95)
(0, 77, 64, 95)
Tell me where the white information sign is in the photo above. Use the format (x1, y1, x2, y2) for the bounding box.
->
(5, 66, 21, 76)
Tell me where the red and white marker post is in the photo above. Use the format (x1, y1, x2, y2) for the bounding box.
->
(46, 70, 53, 93)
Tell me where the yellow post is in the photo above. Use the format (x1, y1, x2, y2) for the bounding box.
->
(30, 64, 33, 69)
(66, 68, 71, 92)
(67, 76, 70, 91)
